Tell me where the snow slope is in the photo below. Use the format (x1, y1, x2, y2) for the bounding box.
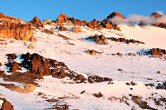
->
(0, 24, 166, 110)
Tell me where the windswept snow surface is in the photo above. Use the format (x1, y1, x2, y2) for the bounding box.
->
(0, 24, 166, 110)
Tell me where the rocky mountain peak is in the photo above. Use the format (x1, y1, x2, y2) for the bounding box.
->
(0, 12, 5, 18)
(106, 11, 125, 20)
(150, 12, 163, 18)
(29, 16, 43, 28)
(57, 14, 69, 22)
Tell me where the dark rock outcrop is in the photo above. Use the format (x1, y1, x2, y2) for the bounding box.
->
(86, 34, 107, 45)
(156, 82, 166, 90)
(151, 48, 166, 57)
(107, 37, 144, 44)
(138, 48, 166, 58)
(132, 96, 157, 110)
(5, 53, 112, 83)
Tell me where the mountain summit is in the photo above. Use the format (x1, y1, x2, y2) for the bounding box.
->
(150, 12, 163, 18)
(104, 11, 125, 21)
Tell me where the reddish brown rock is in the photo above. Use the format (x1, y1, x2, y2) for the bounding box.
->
(88, 75, 112, 83)
(29, 16, 43, 28)
(132, 96, 154, 109)
(1, 99, 14, 110)
(0, 12, 5, 18)
(71, 27, 82, 33)
(0, 21, 34, 41)
(93, 92, 103, 98)
(151, 48, 166, 57)
(138, 48, 166, 58)
(70, 18, 87, 26)
(10, 62, 20, 72)
(55, 14, 69, 26)
(59, 25, 67, 31)
(55, 14, 121, 30)
(86, 34, 107, 45)
(5, 53, 112, 84)
(87, 19, 102, 30)
(103, 22, 113, 29)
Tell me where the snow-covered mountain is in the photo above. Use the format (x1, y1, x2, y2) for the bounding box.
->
(0, 12, 166, 110)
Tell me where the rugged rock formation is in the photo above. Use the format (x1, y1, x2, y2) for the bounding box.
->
(55, 14, 69, 26)
(55, 13, 121, 30)
(70, 17, 87, 26)
(151, 48, 166, 57)
(0, 21, 34, 41)
(138, 48, 166, 58)
(59, 25, 67, 31)
(86, 34, 144, 45)
(5, 53, 112, 83)
(86, 34, 107, 45)
(29, 16, 43, 28)
(87, 19, 102, 30)
(0, 98, 14, 110)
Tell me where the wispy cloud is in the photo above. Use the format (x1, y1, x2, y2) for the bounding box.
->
(108, 12, 166, 25)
